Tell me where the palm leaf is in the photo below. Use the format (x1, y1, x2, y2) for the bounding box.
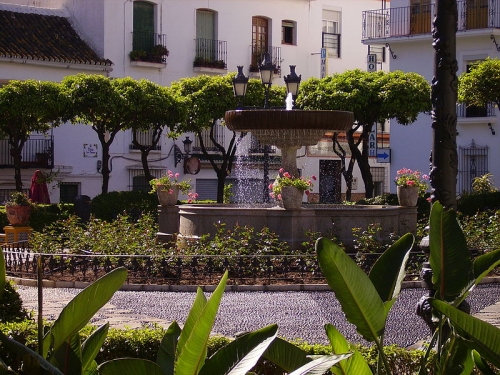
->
(43, 267, 127, 357)
(81, 323, 109, 373)
(430, 299, 500, 367)
(429, 202, 474, 302)
(289, 354, 352, 375)
(263, 337, 311, 372)
(316, 237, 386, 342)
(175, 271, 228, 375)
(325, 324, 372, 375)
(97, 358, 164, 375)
(200, 324, 278, 375)
(156, 321, 181, 375)
(369, 233, 414, 304)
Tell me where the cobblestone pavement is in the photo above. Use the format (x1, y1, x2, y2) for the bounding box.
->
(16, 283, 500, 348)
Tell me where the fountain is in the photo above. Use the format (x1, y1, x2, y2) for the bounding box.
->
(158, 95, 418, 251)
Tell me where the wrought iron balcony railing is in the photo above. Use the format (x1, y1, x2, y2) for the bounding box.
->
(362, 0, 500, 40)
(0, 136, 53, 169)
(130, 31, 168, 63)
(250, 46, 282, 75)
(194, 38, 227, 69)
(457, 102, 496, 118)
(129, 129, 161, 151)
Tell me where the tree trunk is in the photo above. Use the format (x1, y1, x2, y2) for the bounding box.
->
(9, 138, 25, 192)
(430, 0, 458, 210)
(101, 142, 110, 195)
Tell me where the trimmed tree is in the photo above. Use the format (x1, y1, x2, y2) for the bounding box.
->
(297, 69, 431, 199)
(0, 80, 66, 191)
(458, 57, 500, 107)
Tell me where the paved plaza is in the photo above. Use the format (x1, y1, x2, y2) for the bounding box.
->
(14, 280, 500, 348)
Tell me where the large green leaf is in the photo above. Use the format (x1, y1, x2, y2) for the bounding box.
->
(176, 288, 207, 358)
(156, 321, 181, 375)
(50, 333, 82, 375)
(175, 271, 229, 375)
(429, 202, 474, 302)
(0, 249, 5, 301)
(81, 323, 109, 373)
(430, 299, 500, 368)
(43, 267, 127, 357)
(325, 324, 372, 375)
(289, 354, 352, 375)
(369, 233, 414, 304)
(472, 350, 497, 375)
(200, 324, 278, 375)
(262, 337, 311, 372)
(473, 249, 500, 285)
(316, 237, 386, 342)
(0, 331, 64, 375)
(97, 358, 164, 375)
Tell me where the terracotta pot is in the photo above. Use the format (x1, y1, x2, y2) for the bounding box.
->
(281, 186, 304, 210)
(397, 186, 419, 206)
(6, 205, 32, 226)
(157, 185, 180, 206)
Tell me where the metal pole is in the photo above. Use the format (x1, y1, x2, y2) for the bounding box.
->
(263, 83, 271, 203)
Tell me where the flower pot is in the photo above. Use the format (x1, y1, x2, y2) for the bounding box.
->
(6, 205, 32, 226)
(281, 186, 304, 210)
(157, 185, 180, 206)
(397, 186, 419, 206)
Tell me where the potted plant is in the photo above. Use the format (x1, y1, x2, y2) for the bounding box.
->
(394, 168, 429, 206)
(149, 171, 197, 205)
(147, 44, 169, 63)
(129, 49, 147, 61)
(269, 168, 316, 209)
(4, 191, 34, 226)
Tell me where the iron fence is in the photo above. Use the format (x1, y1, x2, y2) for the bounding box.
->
(3, 241, 426, 285)
(194, 38, 227, 69)
(0, 136, 53, 169)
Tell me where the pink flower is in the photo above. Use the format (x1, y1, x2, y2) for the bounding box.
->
(174, 173, 180, 179)
(407, 181, 415, 186)
(270, 193, 275, 199)
(279, 168, 284, 173)
(268, 183, 274, 190)
(277, 194, 282, 200)
(187, 199, 193, 203)
(283, 172, 292, 178)
(168, 189, 174, 194)
(312, 175, 317, 181)
(305, 190, 310, 195)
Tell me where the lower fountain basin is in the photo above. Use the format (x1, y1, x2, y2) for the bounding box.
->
(159, 204, 417, 251)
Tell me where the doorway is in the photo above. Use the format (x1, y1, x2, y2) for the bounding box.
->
(319, 160, 342, 203)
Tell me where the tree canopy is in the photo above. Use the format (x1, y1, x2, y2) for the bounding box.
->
(297, 69, 431, 198)
(458, 57, 500, 107)
(0, 80, 67, 190)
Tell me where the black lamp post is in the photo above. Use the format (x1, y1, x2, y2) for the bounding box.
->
(174, 136, 193, 170)
(259, 52, 275, 109)
(284, 65, 302, 99)
(233, 66, 249, 109)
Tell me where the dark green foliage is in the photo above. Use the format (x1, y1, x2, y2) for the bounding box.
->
(0, 204, 74, 232)
(90, 191, 159, 222)
(357, 193, 431, 221)
(0, 281, 30, 323)
(457, 191, 500, 216)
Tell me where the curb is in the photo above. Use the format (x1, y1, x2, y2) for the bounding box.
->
(9, 275, 500, 293)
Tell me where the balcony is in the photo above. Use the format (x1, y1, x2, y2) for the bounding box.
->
(130, 31, 168, 65)
(362, 0, 500, 41)
(193, 38, 227, 72)
(0, 136, 54, 169)
(129, 129, 161, 151)
(457, 102, 496, 119)
(249, 46, 282, 76)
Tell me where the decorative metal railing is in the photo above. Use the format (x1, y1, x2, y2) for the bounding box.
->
(0, 136, 53, 169)
(362, 0, 500, 40)
(3, 242, 426, 285)
(457, 102, 495, 118)
(250, 46, 282, 76)
(131, 32, 168, 63)
(194, 38, 228, 69)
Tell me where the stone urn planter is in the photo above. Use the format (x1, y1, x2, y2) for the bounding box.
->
(397, 186, 419, 206)
(157, 185, 179, 206)
(6, 205, 32, 226)
(281, 186, 304, 210)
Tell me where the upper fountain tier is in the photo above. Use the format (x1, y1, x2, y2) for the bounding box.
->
(224, 109, 354, 148)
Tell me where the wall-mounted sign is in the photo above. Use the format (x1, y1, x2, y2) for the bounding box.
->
(83, 144, 98, 157)
(367, 54, 377, 72)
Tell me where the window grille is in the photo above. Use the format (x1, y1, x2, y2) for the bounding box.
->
(128, 169, 164, 192)
(194, 125, 225, 152)
(59, 182, 80, 203)
(458, 140, 488, 193)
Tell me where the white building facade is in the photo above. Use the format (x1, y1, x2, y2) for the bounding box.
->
(363, 0, 499, 194)
(0, 0, 387, 203)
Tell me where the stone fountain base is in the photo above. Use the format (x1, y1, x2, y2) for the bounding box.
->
(157, 204, 417, 251)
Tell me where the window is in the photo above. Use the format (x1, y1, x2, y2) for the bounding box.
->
(128, 169, 163, 192)
(252, 17, 269, 69)
(194, 124, 225, 152)
(130, 128, 161, 150)
(459, 141, 489, 193)
(322, 10, 341, 58)
(371, 167, 386, 196)
(59, 182, 80, 203)
(133, 1, 155, 52)
(282, 20, 296, 45)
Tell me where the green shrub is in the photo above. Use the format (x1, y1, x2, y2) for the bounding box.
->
(458, 191, 500, 216)
(0, 203, 74, 233)
(91, 191, 159, 222)
(357, 193, 431, 221)
(0, 281, 30, 323)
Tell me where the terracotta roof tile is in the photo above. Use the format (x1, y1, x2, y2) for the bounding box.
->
(0, 7, 113, 66)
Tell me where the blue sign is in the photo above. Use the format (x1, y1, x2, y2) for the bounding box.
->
(376, 148, 391, 163)
(321, 48, 327, 59)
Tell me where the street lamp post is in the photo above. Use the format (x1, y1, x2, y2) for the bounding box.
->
(231, 62, 301, 203)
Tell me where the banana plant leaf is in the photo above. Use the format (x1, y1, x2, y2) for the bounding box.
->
(43, 267, 127, 358)
(429, 202, 474, 302)
(156, 321, 181, 375)
(175, 271, 228, 375)
(200, 324, 278, 375)
(369, 233, 414, 309)
(97, 358, 164, 375)
(473, 249, 500, 285)
(289, 354, 352, 375)
(325, 324, 372, 375)
(430, 299, 500, 368)
(0, 331, 64, 375)
(81, 323, 109, 373)
(50, 333, 82, 375)
(472, 350, 497, 375)
(0, 249, 5, 301)
(176, 287, 207, 359)
(263, 337, 311, 372)
(316, 237, 386, 342)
